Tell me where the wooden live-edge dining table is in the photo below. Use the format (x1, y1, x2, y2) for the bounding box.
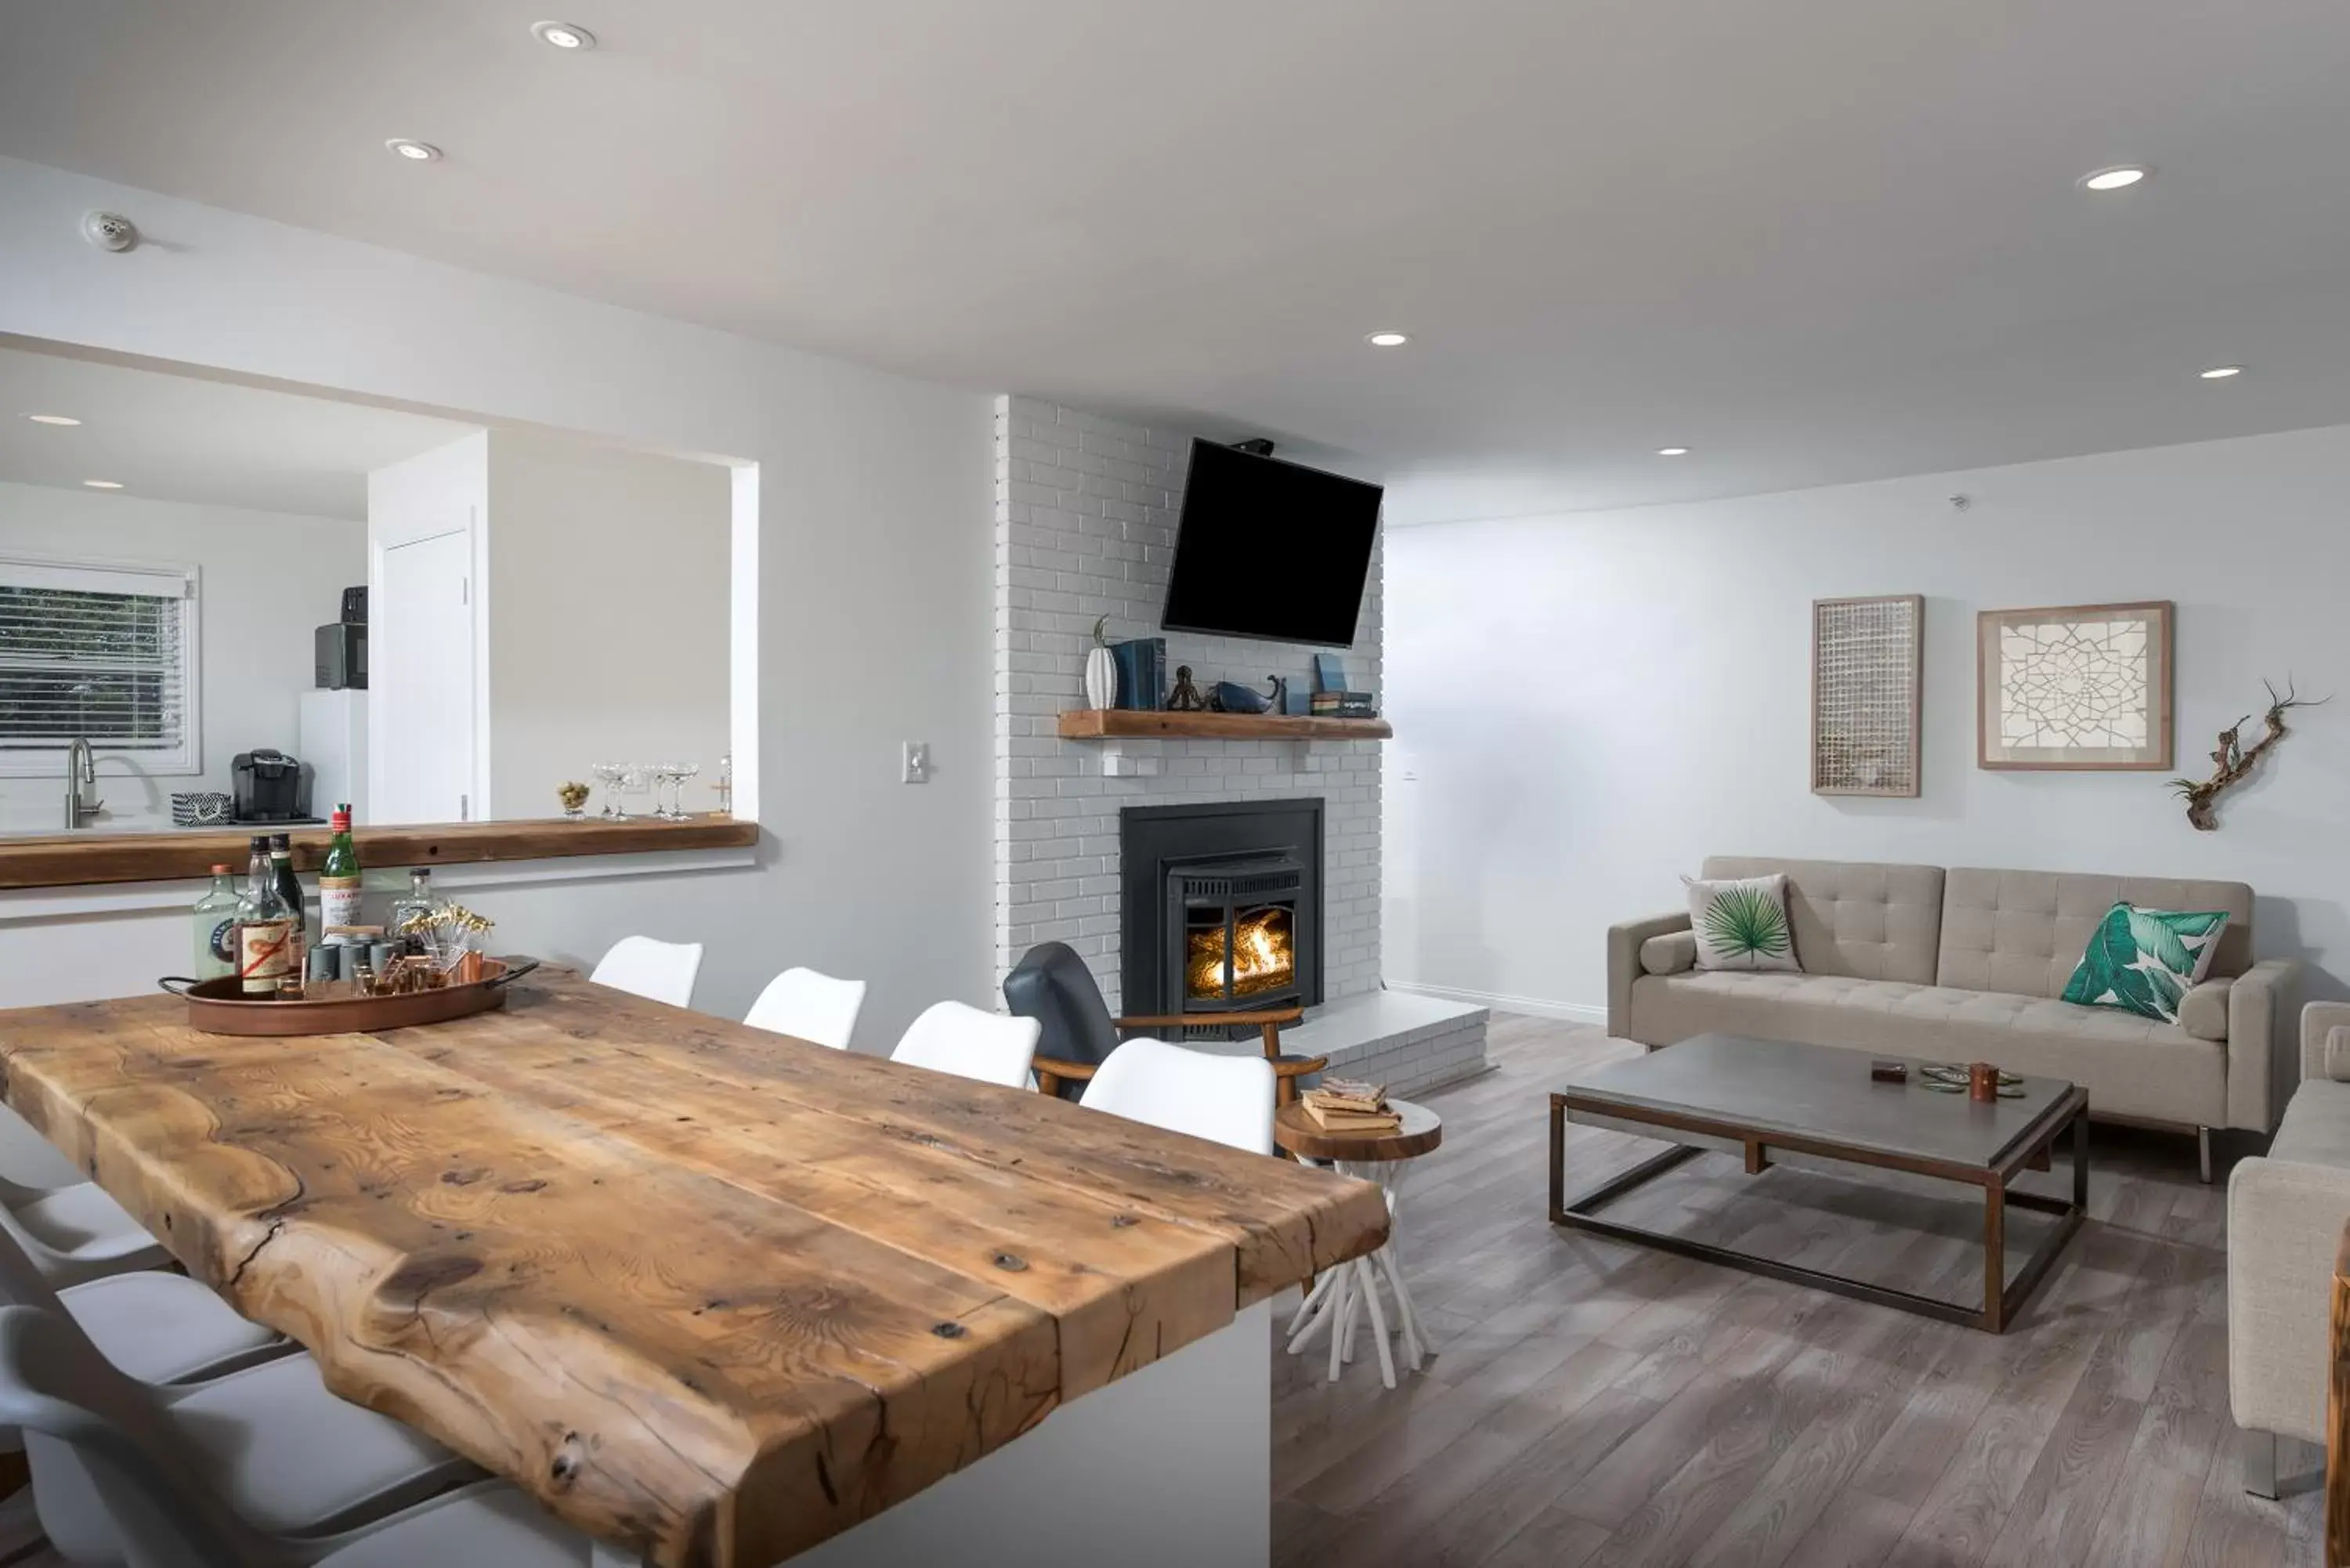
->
(0, 966, 1390, 1568)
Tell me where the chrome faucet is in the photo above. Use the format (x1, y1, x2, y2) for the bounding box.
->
(63, 738, 104, 829)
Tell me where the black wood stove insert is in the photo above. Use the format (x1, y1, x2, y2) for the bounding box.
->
(1119, 799, 1324, 1020)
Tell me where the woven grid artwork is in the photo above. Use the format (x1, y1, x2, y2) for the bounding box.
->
(1977, 602, 2173, 770)
(1812, 594, 1921, 796)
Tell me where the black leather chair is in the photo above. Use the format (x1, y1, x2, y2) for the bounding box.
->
(1001, 941, 1326, 1105)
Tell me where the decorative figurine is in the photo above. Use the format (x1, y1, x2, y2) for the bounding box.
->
(1083, 616, 1118, 710)
(558, 781, 591, 819)
(1167, 665, 1206, 711)
(1209, 677, 1274, 714)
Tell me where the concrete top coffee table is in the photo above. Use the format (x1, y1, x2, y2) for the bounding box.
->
(1549, 1033, 2088, 1333)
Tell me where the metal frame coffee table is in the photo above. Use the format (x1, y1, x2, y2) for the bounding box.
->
(1549, 1034, 2088, 1333)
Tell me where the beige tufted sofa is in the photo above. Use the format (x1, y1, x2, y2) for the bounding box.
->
(1608, 856, 2298, 1178)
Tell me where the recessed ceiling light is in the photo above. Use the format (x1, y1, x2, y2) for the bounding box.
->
(82, 480, 123, 490)
(2199, 364, 2244, 379)
(385, 138, 443, 163)
(530, 20, 596, 50)
(1365, 331, 1409, 348)
(24, 414, 81, 426)
(1655, 446, 1691, 457)
(2079, 165, 2149, 191)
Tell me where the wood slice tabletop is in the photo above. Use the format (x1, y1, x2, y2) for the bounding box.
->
(1274, 1098, 1443, 1163)
(0, 969, 1388, 1568)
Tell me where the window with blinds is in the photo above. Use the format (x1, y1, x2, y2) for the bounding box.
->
(0, 555, 201, 776)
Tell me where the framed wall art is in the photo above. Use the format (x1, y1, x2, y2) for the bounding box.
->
(1812, 594, 1922, 797)
(1977, 600, 2173, 770)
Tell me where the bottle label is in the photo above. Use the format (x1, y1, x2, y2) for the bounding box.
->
(320, 876, 364, 934)
(239, 919, 294, 995)
(208, 917, 238, 969)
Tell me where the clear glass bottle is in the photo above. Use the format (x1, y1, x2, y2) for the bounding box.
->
(191, 864, 239, 981)
(389, 868, 438, 954)
(233, 836, 294, 997)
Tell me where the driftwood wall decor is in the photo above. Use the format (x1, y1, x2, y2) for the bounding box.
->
(2168, 678, 2326, 831)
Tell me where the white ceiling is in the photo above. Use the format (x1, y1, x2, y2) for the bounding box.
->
(4, 1, 2348, 522)
(0, 345, 477, 519)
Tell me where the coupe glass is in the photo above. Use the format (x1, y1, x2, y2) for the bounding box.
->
(591, 761, 626, 818)
(672, 761, 701, 818)
(649, 763, 682, 820)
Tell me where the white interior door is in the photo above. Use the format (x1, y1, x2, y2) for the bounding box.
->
(376, 529, 475, 822)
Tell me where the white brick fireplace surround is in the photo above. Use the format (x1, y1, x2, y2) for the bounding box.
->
(992, 396, 1484, 1095)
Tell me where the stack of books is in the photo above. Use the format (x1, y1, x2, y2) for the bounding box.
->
(1300, 1076, 1401, 1133)
(1310, 691, 1378, 717)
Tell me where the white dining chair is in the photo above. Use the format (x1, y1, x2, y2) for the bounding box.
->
(1078, 1039, 1278, 1155)
(0, 1305, 587, 1566)
(890, 1003, 1042, 1089)
(0, 1176, 170, 1287)
(0, 1217, 287, 1388)
(743, 967, 868, 1051)
(0, 1102, 86, 1191)
(0, 1302, 483, 1565)
(589, 935, 703, 1009)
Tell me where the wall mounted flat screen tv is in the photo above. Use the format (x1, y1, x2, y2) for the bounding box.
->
(1160, 439, 1383, 648)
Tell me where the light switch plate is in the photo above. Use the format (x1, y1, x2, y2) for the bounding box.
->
(902, 742, 930, 784)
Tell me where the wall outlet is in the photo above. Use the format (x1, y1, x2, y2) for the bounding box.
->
(902, 742, 930, 784)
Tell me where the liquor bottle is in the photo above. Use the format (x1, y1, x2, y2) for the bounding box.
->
(389, 868, 438, 954)
(319, 804, 363, 935)
(191, 865, 240, 981)
(234, 836, 295, 997)
(269, 833, 307, 982)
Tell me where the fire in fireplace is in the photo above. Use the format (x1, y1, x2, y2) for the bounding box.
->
(1121, 800, 1324, 1021)
(1186, 901, 1297, 1002)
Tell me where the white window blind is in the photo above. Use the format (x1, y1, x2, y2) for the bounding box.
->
(0, 555, 200, 775)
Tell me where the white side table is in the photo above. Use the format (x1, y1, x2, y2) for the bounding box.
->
(1274, 1098, 1442, 1389)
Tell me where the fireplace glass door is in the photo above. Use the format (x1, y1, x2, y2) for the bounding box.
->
(1185, 901, 1297, 1003)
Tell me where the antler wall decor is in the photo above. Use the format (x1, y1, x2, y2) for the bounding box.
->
(2167, 677, 2328, 830)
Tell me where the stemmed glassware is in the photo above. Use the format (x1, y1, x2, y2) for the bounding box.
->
(671, 761, 700, 818)
(591, 761, 627, 818)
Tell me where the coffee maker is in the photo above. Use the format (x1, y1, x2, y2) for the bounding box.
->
(231, 749, 307, 822)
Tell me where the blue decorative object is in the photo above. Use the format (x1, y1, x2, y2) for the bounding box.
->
(1314, 652, 1350, 693)
(1210, 679, 1272, 714)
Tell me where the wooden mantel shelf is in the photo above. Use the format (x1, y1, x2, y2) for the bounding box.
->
(1058, 709, 1393, 742)
(0, 814, 758, 891)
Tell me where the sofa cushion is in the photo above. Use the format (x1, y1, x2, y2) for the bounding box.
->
(2269, 1078, 2350, 1168)
(1629, 970, 2225, 1127)
(1699, 858, 1943, 985)
(2059, 903, 2233, 1024)
(1937, 869, 2254, 1000)
(1686, 873, 1801, 973)
(2176, 977, 2231, 1042)
(1640, 930, 1697, 975)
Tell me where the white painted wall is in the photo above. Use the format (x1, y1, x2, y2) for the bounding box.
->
(367, 433, 489, 825)
(484, 429, 731, 821)
(0, 155, 995, 1048)
(0, 479, 362, 833)
(1384, 423, 2350, 1021)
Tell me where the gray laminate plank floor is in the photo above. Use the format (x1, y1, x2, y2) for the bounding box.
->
(1269, 1012, 2319, 1568)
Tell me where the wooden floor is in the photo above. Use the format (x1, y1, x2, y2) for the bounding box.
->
(1267, 1013, 2323, 1568)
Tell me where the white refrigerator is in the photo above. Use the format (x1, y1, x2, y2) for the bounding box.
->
(298, 689, 368, 821)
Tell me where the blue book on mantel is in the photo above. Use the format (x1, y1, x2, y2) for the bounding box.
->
(1110, 638, 1165, 710)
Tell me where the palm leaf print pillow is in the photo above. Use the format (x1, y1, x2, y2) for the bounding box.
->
(1683, 873, 1802, 973)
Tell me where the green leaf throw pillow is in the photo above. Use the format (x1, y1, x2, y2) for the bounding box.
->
(1684, 873, 1802, 973)
(2059, 902, 2231, 1024)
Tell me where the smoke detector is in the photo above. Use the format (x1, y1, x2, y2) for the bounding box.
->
(81, 211, 139, 252)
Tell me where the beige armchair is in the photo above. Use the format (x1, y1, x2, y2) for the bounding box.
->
(2228, 1000, 2350, 1496)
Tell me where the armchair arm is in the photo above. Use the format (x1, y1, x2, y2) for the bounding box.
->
(2227, 1156, 2350, 1442)
(1032, 1057, 1099, 1099)
(2225, 959, 2300, 1133)
(2304, 1000, 2350, 1086)
(1114, 1008, 1304, 1031)
(1608, 911, 1691, 1043)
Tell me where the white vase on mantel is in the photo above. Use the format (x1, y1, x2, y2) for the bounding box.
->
(1083, 616, 1117, 709)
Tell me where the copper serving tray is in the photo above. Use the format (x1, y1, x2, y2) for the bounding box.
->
(159, 957, 538, 1037)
